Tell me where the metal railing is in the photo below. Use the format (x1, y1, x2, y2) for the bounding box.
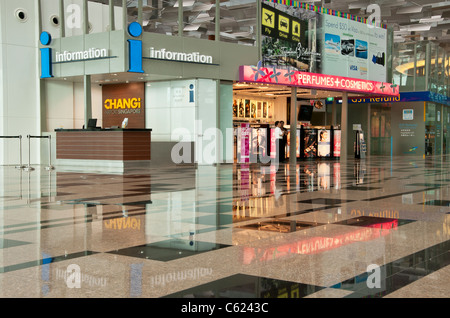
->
(0, 135, 25, 169)
(23, 135, 55, 172)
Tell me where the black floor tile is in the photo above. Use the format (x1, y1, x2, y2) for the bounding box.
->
(422, 200, 450, 207)
(297, 198, 355, 205)
(163, 274, 325, 298)
(345, 186, 381, 191)
(333, 240, 450, 298)
(237, 219, 323, 233)
(0, 251, 98, 273)
(107, 239, 231, 262)
(406, 183, 446, 187)
(333, 216, 415, 228)
(0, 238, 30, 249)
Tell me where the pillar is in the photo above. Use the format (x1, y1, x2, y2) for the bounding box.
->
(290, 87, 297, 165)
(341, 92, 348, 161)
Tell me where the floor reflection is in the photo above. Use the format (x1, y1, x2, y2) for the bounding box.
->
(1, 156, 450, 298)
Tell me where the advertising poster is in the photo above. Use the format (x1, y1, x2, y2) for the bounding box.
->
(333, 130, 341, 157)
(257, 102, 262, 118)
(318, 129, 331, 157)
(251, 126, 268, 159)
(251, 100, 257, 118)
(245, 100, 250, 118)
(238, 100, 245, 117)
(321, 14, 387, 82)
(303, 129, 317, 158)
(286, 130, 300, 158)
(261, 2, 319, 72)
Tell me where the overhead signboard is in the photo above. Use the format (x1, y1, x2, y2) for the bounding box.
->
(239, 65, 398, 96)
(261, 2, 312, 72)
(261, 3, 305, 43)
(321, 14, 387, 82)
(260, 1, 388, 83)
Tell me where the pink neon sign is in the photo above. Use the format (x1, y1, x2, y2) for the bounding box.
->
(239, 65, 399, 96)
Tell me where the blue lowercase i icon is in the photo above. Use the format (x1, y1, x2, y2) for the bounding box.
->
(128, 22, 144, 73)
(189, 84, 195, 103)
(40, 32, 53, 78)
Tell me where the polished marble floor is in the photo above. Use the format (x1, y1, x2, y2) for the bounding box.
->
(0, 155, 449, 299)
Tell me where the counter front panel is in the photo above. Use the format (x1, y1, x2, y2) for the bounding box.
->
(56, 129, 151, 161)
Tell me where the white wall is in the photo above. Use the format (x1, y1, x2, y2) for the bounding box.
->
(0, 0, 40, 165)
(145, 79, 233, 164)
(40, 0, 124, 39)
(45, 80, 103, 132)
(145, 79, 198, 142)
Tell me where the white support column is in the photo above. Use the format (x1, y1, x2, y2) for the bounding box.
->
(215, 0, 220, 41)
(109, 0, 115, 31)
(122, 0, 127, 30)
(178, 0, 183, 36)
(332, 98, 337, 126)
(59, 0, 65, 37)
(290, 87, 297, 165)
(341, 92, 348, 161)
(83, 0, 89, 35)
(84, 75, 92, 128)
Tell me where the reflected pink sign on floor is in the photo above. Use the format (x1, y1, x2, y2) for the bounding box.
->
(240, 123, 250, 163)
(239, 65, 399, 96)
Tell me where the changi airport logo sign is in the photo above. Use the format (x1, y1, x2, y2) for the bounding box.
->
(102, 83, 145, 129)
(104, 98, 142, 113)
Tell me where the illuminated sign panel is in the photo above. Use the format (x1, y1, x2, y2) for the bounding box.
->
(102, 83, 145, 128)
(148, 48, 214, 65)
(239, 65, 398, 96)
(55, 48, 108, 62)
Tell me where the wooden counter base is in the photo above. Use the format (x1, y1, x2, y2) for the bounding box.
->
(55, 129, 151, 161)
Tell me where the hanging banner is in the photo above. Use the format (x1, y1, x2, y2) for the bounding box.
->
(239, 65, 398, 96)
(261, 2, 316, 73)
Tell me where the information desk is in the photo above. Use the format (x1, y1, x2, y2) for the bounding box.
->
(55, 129, 152, 162)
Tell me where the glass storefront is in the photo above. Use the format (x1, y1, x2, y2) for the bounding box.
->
(370, 104, 391, 156)
(394, 41, 450, 97)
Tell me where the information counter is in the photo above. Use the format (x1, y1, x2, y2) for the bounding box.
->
(54, 128, 152, 170)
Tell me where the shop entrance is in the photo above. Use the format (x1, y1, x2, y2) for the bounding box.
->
(370, 104, 392, 156)
(232, 83, 345, 163)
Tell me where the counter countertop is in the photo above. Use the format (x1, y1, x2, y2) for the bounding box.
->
(55, 128, 152, 132)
